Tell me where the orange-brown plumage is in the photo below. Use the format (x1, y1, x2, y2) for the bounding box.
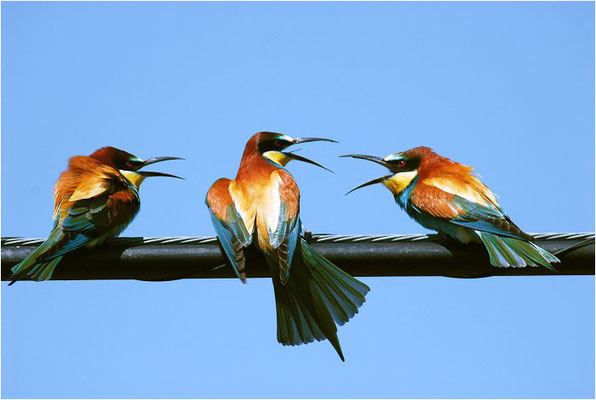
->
(206, 132, 369, 361)
(343, 146, 559, 269)
(10, 146, 181, 284)
(407, 146, 500, 209)
(411, 182, 462, 219)
(206, 178, 234, 221)
(106, 190, 142, 227)
(53, 154, 137, 226)
(235, 132, 281, 181)
(277, 169, 300, 219)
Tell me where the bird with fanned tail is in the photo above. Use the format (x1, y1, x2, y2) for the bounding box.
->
(206, 131, 370, 361)
(342, 146, 559, 270)
(9, 147, 183, 285)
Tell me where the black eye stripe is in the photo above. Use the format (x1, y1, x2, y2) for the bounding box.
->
(387, 157, 420, 172)
(258, 138, 288, 154)
(122, 159, 142, 170)
(387, 159, 406, 166)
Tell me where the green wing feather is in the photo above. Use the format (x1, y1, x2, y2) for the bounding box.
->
(449, 196, 531, 241)
(206, 190, 252, 283)
(207, 205, 252, 282)
(269, 202, 300, 284)
(9, 194, 131, 284)
(411, 186, 559, 270)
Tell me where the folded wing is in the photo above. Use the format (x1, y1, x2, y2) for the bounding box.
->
(10, 173, 138, 283)
(206, 178, 253, 282)
(412, 170, 531, 241)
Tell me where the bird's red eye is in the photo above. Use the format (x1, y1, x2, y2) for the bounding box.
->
(397, 160, 406, 167)
(126, 161, 134, 169)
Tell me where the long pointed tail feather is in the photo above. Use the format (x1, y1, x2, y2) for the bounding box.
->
(268, 239, 370, 361)
(8, 234, 65, 285)
(476, 231, 559, 270)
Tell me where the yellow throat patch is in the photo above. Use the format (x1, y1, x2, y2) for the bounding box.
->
(382, 171, 418, 195)
(120, 170, 146, 190)
(262, 151, 292, 167)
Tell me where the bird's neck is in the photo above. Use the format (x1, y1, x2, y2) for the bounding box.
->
(236, 142, 278, 182)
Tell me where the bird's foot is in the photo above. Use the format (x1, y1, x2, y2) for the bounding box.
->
(302, 229, 314, 243)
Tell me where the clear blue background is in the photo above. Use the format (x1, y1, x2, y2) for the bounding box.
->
(2, 2, 594, 398)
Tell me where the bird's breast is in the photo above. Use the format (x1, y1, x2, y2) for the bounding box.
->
(105, 188, 141, 227)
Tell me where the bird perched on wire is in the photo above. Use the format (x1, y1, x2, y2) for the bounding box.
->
(342, 146, 559, 270)
(9, 147, 183, 285)
(206, 131, 369, 361)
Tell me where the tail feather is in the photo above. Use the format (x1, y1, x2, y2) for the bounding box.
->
(491, 235, 526, 267)
(274, 279, 325, 345)
(32, 257, 63, 281)
(9, 233, 65, 285)
(531, 243, 560, 264)
(479, 233, 509, 267)
(304, 245, 367, 325)
(269, 239, 370, 361)
(476, 231, 559, 270)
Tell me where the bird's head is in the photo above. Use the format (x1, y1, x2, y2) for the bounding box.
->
(252, 131, 337, 172)
(90, 146, 184, 189)
(341, 147, 431, 196)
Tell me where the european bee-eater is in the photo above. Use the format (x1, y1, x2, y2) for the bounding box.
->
(342, 146, 559, 270)
(206, 132, 369, 361)
(9, 147, 183, 285)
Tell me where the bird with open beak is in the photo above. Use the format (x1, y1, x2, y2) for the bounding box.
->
(9, 146, 183, 284)
(206, 131, 369, 361)
(342, 146, 559, 270)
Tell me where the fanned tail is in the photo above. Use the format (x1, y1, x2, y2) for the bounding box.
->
(476, 231, 559, 271)
(268, 239, 370, 361)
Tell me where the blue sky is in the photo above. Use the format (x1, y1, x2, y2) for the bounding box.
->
(2, 2, 594, 398)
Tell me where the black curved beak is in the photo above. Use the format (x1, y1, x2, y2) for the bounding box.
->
(142, 156, 185, 166)
(292, 137, 339, 145)
(340, 154, 395, 195)
(137, 171, 184, 179)
(340, 154, 392, 169)
(283, 152, 333, 173)
(139, 156, 184, 179)
(345, 175, 393, 195)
